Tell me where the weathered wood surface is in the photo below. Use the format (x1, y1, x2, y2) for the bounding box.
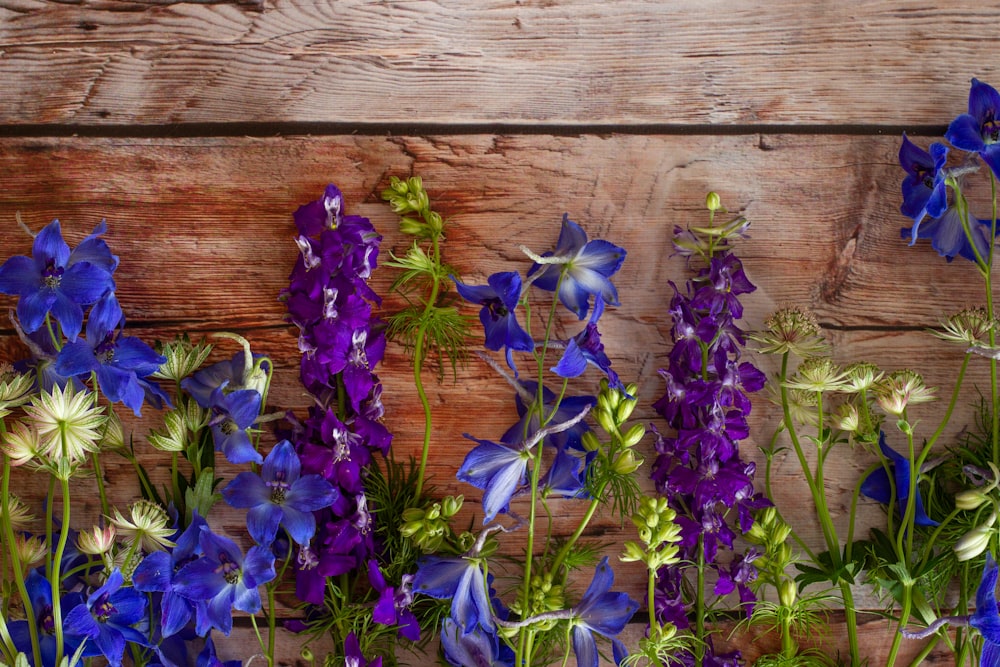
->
(1, 0, 1000, 127)
(0, 135, 982, 664)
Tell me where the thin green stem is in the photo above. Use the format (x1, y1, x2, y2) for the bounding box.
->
(413, 235, 442, 500)
(884, 585, 913, 667)
(2, 456, 41, 666)
(91, 450, 110, 518)
(988, 173, 998, 468)
(906, 632, 940, 667)
(695, 538, 705, 667)
(50, 474, 72, 667)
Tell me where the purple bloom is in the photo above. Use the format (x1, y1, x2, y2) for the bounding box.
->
(457, 436, 529, 524)
(413, 555, 494, 634)
(55, 292, 168, 416)
(898, 134, 950, 230)
(551, 296, 623, 391)
(860, 431, 939, 527)
(63, 568, 149, 667)
(946, 78, 1000, 178)
(223, 440, 339, 547)
(206, 384, 262, 465)
(172, 528, 276, 636)
(344, 631, 383, 667)
(571, 557, 638, 667)
(529, 214, 626, 320)
(972, 553, 1000, 666)
(367, 559, 420, 641)
(455, 271, 534, 369)
(714, 548, 760, 612)
(440, 618, 512, 667)
(0, 219, 116, 341)
(133, 512, 208, 638)
(9, 569, 87, 667)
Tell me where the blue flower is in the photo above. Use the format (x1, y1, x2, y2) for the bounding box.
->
(55, 292, 168, 416)
(133, 512, 208, 638)
(501, 382, 595, 452)
(570, 557, 638, 667)
(181, 351, 270, 408)
(947, 78, 1000, 179)
(440, 617, 512, 667)
(9, 569, 87, 667)
(457, 436, 529, 524)
(0, 219, 116, 341)
(903, 204, 999, 264)
(529, 214, 626, 320)
(454, 271, 534, 369)
(972, 553, 1000, 666)
(222, 440, 339, 546)
(63, 568, 149, 667)
(898, 134, 949, 231)
(551, 296, 623, 392)
(860, 431, 938, 527)
(413, 555, 494, 634)
(172, 528, 276, 636)
(196, 633, 241, 667)
(206, 384, 262, 464)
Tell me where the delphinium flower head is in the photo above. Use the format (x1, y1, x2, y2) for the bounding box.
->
(569, 557, 638, 667)
(0, 219, 117, 341)
(860, 431, 939, 528)
(63, 568, 149, 667)
(947, 78, 1000, 178)
(904, 206, 997, 264)
(221, 439, 338, 547)
(367, 559, 420, 641)
(551, 296, 624, 392)
(526, 214, 626, 320)
(9, 569, 87, 666)
(453, 271, 534, 370)
(413, 554, 495, 635)
(898, 133, 950, 229)
(204, 383, 263, 465)
(54, 292, 169, 416)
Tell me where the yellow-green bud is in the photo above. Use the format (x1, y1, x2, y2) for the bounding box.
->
(616, 398, 637, 424)
(778, 580, 797, 607)
(612, 450, 642, 475)
(594, 407, 616, 434)
(300, 647, 315, 663)
(622, 423, 646, 448)
(442, 495, 463, 517)
(706, 191, 722, 212)
(399, 217, 425, 236)
(955, 489, 991, 511)
(426, 211, 444, 235)
(580, 431, 602, 453)
(620, 541, 645, 563)
(955, 525, 993, 561)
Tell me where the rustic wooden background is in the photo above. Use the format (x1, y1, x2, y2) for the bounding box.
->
(3, 0, 998, 664)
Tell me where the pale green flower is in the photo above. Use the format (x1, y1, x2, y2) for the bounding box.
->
(0, 362, 35, 419)
(77, 524, 118, 556)
(782, 357, 850, 393)
(2, 420, 40, 467)
(22, 384, 106, 466)
(150, 335, 213, 383)
(750, 307, 829, 357)
(932, 307, 995, 346)
(110, 499, 175, 553)
(875, 369, 936, 416)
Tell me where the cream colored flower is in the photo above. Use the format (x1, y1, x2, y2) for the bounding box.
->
(875, 370, 937, 416)
(2, 420, 40, 467)
(0, 363, 35, 419)
(5, 495, 34, 531)
(933, 307, 996, 346)
(22, 384, 106, 465)
(15, 535, 47, 567)
(842, 362, 884, 393)
(750, 307, 829, 357)
(109, 500, 175, 553)
(782, 357, 850, 393)
(77, 524, 118, 556)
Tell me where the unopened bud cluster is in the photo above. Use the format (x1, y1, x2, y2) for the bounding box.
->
(744, 507, 797, 604)
(381, 176, 443, 238)
(400, 495, 463, 552)
(586, 381, 645, 478)
(621, 496, 682, 571)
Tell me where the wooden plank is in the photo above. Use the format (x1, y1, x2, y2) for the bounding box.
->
(1, 0, 1000, 127)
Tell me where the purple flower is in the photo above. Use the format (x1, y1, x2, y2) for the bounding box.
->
(570, 557, 638, 667)
(714, 548, 760, 612)
(9, 569, 87, 667)
(367, 559, 420, 641)
(551, 297, 623, 391)
(172, 528, 276, 636)
(413, 555, 494, 634)
(222, 440, 339, 547)
(55, 292, 168, 416)
(133, 512, 208, 638)
(181, 351, 270, 409)
(63, 568, 149, 667)
(0, 219, 116, 341)
(455, 271, 534, 369)
(206, 384, 262, 465)
(344, 631, 383, 667)
(457, 436, 529, 524)
(196, 634, 241, 667)
(860, 431, 939, 527)
(972, 553, 1000, 666)
(440, 618, 512, 667)
(529, 214, 626, 320)
(947, 78, 1000, 178)
(898, 134, 950, 230)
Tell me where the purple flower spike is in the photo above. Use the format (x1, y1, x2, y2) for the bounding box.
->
(529, 214, 626, 320)
(0, 219, 116, 341)
(947, 78, 1000, 178)
(571, 557, 638, 667)
(222, 440, 339, 547)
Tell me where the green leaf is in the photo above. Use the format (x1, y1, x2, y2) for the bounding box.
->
(185, 467, 222, 521)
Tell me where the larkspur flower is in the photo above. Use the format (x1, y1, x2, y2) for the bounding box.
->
(501, 382, 595, 452)
(344, 631, 383, 667)
(454, 271, 534, 369)
(947, 78, 1000, 178)
(413, 555, 494, 634)
(196, 634, 241, 667)
(860, 431, 939, 527)
(55, 292, 168, 416)
(528, 214, 626, 320)
(0, 219, 116, 341)
(440, 618, 512, 667)
(570, 557, 638, 667)
(205, 383, 262, 465)
(172, 528, 276, 636)
(9, 569, 87, 667)
(367, 559, 420, 641)
(221, 439, 338, 547)
(63, 568, 149, 667)
(904, 205, 998, 264)
(457, 436, 530, 524)
(898, 133, 950, 229)
(181, 351, 270, 409)
(552, 296, 623, 391)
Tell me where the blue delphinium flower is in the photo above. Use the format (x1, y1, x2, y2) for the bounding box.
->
(181, 351, 270, 408)
(172, 527, 276, 636)
(133, 511, 207, 638)
(501, 381, 595, 452)
(196, 633, 241, 667)
(903, 205, 998, 264)
(898, 133, 950, 232)
(9, 569, 87, 667)
(947, 78, 1000, 179)
(63, 568, 149, 667)
(528, 214, 626, 320)
(440, 617, 512, 667)
(55, 292, 168, 416)
(413, 555, 494, 634)
(454, 271, 534, 370)
(570, 557, 638, 667)
(860, 431, 939, 527)
(221, 439, 339, 546)
(0, 219, 117, 341)
(206, 383, 263, 465)
(457, 435, 529, 524)
(551, 296, 623, 391)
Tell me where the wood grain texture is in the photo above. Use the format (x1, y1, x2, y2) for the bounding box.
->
(1, 0, 999, 127)
(0, 133, 990, 651)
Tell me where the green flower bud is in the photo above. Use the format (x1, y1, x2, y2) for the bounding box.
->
(594, 407, 616, 434)
(616, 398, 637, 424)
(956, 488, 991, 511)
(706, 191, 723, 212)
(620, 540, 645, 563)
(398, 217, 425, 236)
(778, 580, 797, 607)
(612, 450, 642, 475)
(442, 495, 463, 517)
(622, 423, 646, 448)
(955, 525, 993, 561)
(580, 431, 602, 453)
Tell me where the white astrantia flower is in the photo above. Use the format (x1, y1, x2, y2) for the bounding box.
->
(22, 383, 106, 466)
(110, 499, 175, 553)
(2, 420, 40, 467)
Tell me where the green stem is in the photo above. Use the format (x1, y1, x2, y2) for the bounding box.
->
(91, 450, 110, 518)
(50, 474, 72, 667)
(550, 495, 601, 577)
(647, 566, 657, 630)
(2, 456, 42, 666)
(413, 235, 442, 500)
(695, 538, 705, 667)
(906, 632, 940, 667)
(884, 585, 913, 667)
(988, 174, 998, 468)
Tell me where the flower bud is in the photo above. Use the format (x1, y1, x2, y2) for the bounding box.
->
(621, 423, 645, 448)
(956, 488, 992, 511)
(875, 369, 936, 416)
(2, 420, 39, 466)
(706, 191, 722, 212)
(398, 217, 425, 236)
(5, 496, 34, 532)
(955, 524, 994, 561)
(615, 398, 637, 424)
(442, 495, 463, 518)
(101, 411, 125, 451)
(580, 431, 602, 453)
(612, 450, 643, 475)
(831, 402, 860, 433)
(778, 580, 797, 607)
(620, 540, 645, 563)
(77, 524, 117, 556)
